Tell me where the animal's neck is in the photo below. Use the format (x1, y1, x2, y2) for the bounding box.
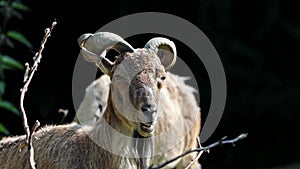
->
(90, 92, 134, 152)
(103, 93, 133, 136)
(132, 130, 154, 169)
(90, 92, 154, 168)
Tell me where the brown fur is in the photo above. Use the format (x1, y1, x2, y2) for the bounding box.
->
(0, 123, 108, 168)
(0, 47, 201, 169)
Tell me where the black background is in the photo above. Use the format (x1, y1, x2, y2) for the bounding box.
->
(1, 0, 299, 169)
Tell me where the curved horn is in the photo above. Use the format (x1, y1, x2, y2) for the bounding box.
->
(78, 32, 134, 75)
(144, 37, 177, 71)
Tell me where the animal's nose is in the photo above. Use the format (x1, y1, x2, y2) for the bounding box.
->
(141, 103, 158, 123)
(141, 104, 157, 113)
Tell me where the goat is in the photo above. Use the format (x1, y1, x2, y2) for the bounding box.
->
(74, 73, 202, 169)
(0, 32, 201, 169)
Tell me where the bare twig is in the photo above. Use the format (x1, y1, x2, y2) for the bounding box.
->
(147, 133, 248, 169)
(184, 137, 203, 169)
(19, 20, 57, 169)
(28, 120, 40, 168)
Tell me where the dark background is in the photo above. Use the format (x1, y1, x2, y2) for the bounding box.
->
(1, 0, 299, 169)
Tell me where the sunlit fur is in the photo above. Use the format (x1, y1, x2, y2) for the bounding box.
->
(75, 49, 201, 169)
(0, 48, 201, 169)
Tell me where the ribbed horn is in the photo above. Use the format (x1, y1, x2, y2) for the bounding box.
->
(144, 37, 177, 71)
(78, 32, 134, 75)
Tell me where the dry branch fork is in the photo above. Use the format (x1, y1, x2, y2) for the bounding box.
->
(19, 20, 57, 169)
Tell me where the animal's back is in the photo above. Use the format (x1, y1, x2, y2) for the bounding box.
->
(171, 73, 201, 168)
(0, 123, 107, 169)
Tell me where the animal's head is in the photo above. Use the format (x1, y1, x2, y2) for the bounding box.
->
(78, 32, 176, 137)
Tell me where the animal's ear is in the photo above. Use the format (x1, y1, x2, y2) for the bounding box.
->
(78, 32, 134, 75)
(144, 37, 177, 71)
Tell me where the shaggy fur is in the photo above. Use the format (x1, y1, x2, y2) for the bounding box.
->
(75, 73, 201, 169)
(0, 38, 201, 169)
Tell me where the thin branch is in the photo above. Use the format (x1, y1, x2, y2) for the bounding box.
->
(19, 20, 57, 169)
(147, 133, 248, 169)
(184, 137, 203, 169)
(28, 120, 40, 168)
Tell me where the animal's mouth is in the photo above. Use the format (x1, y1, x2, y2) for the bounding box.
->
(137, 121, 154, 137)
(140, 122, 154, 133)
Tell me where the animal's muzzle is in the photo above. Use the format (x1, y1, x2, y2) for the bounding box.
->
(141, 103, 157, 112)
(140, 102, 158, 122)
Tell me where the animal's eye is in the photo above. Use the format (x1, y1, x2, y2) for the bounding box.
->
(161, 76, 166, 81)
